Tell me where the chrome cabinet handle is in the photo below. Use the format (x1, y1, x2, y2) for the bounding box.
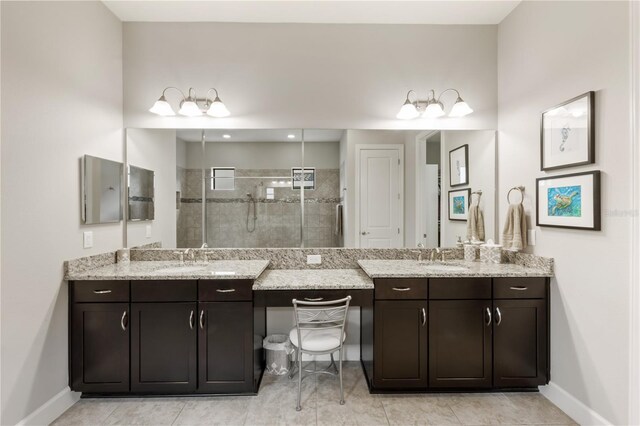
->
(495, 307, 502, 326)
(189, 310, 195, 330)
(93, 289, 112, 294)
(421, 308, 426, 326)
(509, 286, 528, 291)
(304, 297, 323, 301)
(485, 307, 492, 326)
(392, 287, 411, 292)
(199, 310, 205, 329)
(120, 311, 127, 331)
(216, 289, 236, 293)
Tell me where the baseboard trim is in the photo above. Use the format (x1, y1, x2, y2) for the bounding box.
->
(540, 381, 612, 425)
(17, 386, 80, 426)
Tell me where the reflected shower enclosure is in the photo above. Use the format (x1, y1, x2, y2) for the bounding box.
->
(175, 129, 343, 248)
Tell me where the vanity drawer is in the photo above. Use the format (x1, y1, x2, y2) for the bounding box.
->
(493, 278, 546, 299)
(199, 280, 253, 301)
(429, 278, 491, 300)
(72, 281, 129, 302)
(131, 280, 197, 302)
(375, 279, 428, 300)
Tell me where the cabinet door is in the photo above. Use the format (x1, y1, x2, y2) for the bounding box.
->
(70, 303, 129, 392)
(131, 302, 197, 393)
(373, 300, 428, 389)
(429, 300, 492, 388)
(198, 302, 254, 393)
(494, 299, 548, 387)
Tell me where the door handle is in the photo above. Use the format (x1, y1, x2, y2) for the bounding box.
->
(199, 310, 205, 329)
(495, 307, 502, 326)
(361, 231, 370, 235)
(189, 310, 195, 330)
(120, 311, 127, 331)
(421, 308, 426, 326)
(392, 287, 411, 292)
(485, 307, 492, 326)
(216, 288, 236, 293)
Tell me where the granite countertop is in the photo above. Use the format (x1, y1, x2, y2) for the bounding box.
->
(66, 260, 270, 281)
(357, 260, 553, 278)
(253, 269, 374, 290)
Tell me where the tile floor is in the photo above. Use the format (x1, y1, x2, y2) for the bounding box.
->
(51, 362, 576, 425)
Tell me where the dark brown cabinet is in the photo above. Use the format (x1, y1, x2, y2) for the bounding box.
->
(493, 299, 548, 387)
(198, 302, 254, 393)
(70, 303, 130, 392)
(131, 302, 198, 393)
(428, 300, 492, 388)
(374, 300, 428, 389)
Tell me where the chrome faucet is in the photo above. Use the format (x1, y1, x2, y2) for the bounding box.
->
(184, 248, 195, 263)
(414, 243, 425, 262)
(432, 247, 446, 262)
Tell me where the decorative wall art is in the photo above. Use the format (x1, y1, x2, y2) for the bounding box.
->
(449, 144, 469, 186)
(536, 171, 600, 230)
(540, 91, 594, 171)
(448, 188, 470, 221)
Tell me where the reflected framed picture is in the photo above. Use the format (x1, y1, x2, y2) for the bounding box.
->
(292, 167, 315, 190)
(536, 171, 600, 230)
(448, 188, 470, 221)
(541, 91, 594, 171)
(449, 144, 469, 187)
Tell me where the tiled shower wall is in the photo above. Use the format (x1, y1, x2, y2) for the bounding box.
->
(177, 168, 341, 248)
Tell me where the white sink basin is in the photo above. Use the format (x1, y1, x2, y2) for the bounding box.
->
(155, 265, 206, 274)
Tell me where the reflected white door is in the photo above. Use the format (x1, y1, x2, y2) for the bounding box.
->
(424, 165, 439, 247)
(359, 149, 402, 248)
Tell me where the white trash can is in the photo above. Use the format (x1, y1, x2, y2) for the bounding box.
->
(263, 334, 294, 375)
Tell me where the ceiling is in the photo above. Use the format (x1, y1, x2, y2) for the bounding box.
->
(176, 129, 344, 143)
(102, 1, 521, 25)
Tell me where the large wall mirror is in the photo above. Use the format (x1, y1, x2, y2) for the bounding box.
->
(125, 128, 497, 249)
(81, 155, 123, 224)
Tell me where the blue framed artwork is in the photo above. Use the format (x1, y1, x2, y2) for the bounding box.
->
(448, 188, 470, 221)
(536, 171, 600, 230)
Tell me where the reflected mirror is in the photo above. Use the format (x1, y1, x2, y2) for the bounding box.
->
(81, 155, 123, 224)
(125, 129, 496, 249)
(128, 165, 155, 221)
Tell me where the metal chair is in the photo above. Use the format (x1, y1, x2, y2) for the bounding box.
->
(289, 296, 351, 411)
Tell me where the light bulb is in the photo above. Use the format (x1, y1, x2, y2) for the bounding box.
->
(149, 96, 175, 116)
(423, 101, 445, 118)
(396, 101, 419, 120)
(206, 97, 230, 118)
(178, 100, 202, 117)
(448, 97, 473, 117)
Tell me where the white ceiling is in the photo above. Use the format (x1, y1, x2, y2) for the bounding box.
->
(176, 129, 344, 143)
(103, 1, 521, 25)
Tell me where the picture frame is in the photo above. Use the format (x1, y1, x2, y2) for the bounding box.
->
(448, 188, 471, 221)
(540, 91, 595, 171)
(536, 170, 601, 230)
(449, 144, 469, 187)
(292, 167, 315, 190)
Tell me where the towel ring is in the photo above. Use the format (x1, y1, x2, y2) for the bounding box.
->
(507, 186, 525, 204)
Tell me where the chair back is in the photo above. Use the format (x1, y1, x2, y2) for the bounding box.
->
(292, 296, 351, 350)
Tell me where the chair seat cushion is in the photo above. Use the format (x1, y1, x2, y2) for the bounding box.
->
(289, 327, 346, 352)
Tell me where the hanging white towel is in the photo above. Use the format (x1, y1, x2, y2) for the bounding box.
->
(502, 203, 527, 251)
(466, 205, 485, 241)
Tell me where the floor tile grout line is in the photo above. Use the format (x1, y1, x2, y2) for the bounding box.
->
(170, 400, 187, 426)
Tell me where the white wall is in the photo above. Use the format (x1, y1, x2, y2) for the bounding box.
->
(0, 2, 123, 425)
(497, 2, 631, 424)
(126, 129, 178, 248)
(441, 130, 496, 247)
(123, 22, 497, 130)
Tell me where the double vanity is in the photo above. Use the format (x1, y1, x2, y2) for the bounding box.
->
(66, 251, 552, 397)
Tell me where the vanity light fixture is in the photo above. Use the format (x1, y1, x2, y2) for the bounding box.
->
(149, 87, 230, 117)
(396, 89, 473, 119)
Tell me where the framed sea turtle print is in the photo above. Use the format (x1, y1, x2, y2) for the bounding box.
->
(448, 188, 470, 221)
(540, 91, 595, 171)
(536, 171, 601, 230)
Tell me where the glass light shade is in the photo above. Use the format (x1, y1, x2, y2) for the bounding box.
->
(396, 101, 419, 120)
(178, 100, 203, 117)
(149, 97, 175, 116)
(423, 102, 445, 118)
(206, 97, 230, 117)
(448, 98, 473, 117)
